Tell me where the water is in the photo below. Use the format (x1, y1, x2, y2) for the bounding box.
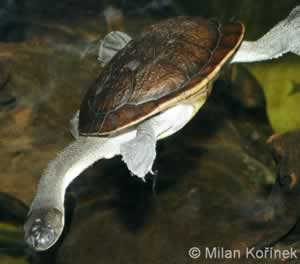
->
(0, 1, 300, 263)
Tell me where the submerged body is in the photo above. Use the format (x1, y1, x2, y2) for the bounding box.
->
(24, 7, 300, 251)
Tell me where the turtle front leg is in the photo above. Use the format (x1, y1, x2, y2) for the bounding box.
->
(120, 104, 196, 180)
(231, 5, 300, 63)
(120, 119, 157, 180)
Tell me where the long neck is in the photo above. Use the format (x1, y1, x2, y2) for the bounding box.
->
(231, 20, 290, 63)
(30, 136, 125, 211)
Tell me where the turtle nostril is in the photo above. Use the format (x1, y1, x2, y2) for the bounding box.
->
(26, 233, 37, 248)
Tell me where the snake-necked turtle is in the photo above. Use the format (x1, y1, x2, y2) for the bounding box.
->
(24, 7, 300, 251)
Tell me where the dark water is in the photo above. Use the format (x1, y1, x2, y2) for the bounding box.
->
(0, 1, 300, 263)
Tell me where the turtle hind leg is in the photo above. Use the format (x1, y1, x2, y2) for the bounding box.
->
(120, 120, 157, 181)
(231, 5, 300, 63)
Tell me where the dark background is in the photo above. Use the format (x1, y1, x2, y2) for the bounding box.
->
(1, 0, 299, 41)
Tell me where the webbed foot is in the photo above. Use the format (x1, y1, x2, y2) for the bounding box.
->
(120, 121, 156, 180)
(98, 31, 132, 66)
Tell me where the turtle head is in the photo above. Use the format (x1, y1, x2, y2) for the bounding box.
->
(24, 208, 64, 251)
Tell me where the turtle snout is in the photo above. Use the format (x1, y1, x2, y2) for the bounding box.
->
(24, 208, 64, 251)
(25, 222, 56, 251)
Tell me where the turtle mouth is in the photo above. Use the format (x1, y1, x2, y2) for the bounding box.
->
(24, 208, 64, 251)
(25, 223, 57, 251)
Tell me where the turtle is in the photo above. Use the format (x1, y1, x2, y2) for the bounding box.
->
(24, 6, 300, 251)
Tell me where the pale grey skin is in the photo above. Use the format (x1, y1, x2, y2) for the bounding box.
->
(24, 6, 300, 251)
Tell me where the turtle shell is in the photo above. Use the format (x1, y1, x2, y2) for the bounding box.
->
(79, 17, 244, 136)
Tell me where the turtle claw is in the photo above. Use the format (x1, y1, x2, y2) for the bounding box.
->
(150, 169, 158, 175)
(24, 208, 64, 251)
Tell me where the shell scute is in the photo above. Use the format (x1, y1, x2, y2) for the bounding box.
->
(79, 17, 244, 135)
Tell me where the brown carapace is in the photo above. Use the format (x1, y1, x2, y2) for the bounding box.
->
(79, 17, 244, 136)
